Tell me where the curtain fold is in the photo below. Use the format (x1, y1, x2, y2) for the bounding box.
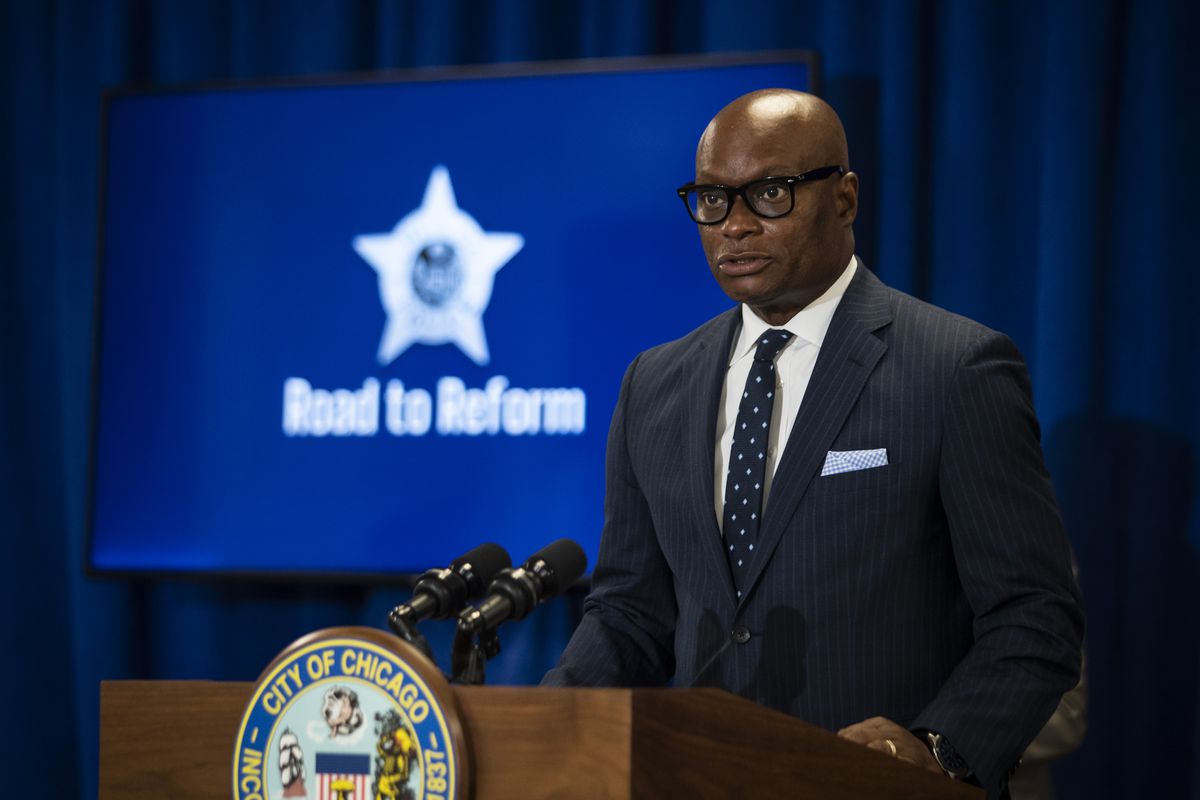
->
(2, 1, 1197, 797)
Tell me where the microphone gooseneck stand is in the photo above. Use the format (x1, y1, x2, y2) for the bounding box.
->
(451, 619, 501, 685)
(388, 607, 435, 661)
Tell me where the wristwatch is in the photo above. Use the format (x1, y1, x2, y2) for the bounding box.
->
(923, 730, 973, 781)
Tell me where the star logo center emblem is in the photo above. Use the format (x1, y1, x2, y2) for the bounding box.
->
(353, 165, 524, 366)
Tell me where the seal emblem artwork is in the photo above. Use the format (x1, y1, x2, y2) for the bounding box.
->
(277, 729, 307, 797)
(353, 165, 524, 367)
(233, 627, 467, 800)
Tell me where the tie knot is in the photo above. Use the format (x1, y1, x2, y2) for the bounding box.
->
(752, 329, 792, 362)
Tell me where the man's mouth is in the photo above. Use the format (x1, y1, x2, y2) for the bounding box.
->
(718, 252, 771, 276)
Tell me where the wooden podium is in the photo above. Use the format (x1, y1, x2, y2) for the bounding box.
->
(100, 680, 982, 799)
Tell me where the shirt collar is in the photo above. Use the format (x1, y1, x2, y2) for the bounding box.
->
(729, 255, 859, 364)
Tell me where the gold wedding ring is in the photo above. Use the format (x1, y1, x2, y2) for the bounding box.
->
(883, 738, 898, 757)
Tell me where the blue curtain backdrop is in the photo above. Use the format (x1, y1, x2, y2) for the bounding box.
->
(2, 1, 1198, 796)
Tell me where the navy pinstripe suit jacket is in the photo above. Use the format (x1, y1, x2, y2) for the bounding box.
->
(543, 266, 1084, 796)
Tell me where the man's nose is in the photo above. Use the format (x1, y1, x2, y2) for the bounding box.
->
(720, 196, 762, 237)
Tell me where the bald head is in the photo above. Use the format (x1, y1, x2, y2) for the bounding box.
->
(690, 89, 859, 325)
(697, 89, 849, 174)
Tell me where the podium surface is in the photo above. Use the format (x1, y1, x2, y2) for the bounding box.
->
(100, 680, 981, 799)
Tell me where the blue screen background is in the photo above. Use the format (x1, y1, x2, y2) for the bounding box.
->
(92, 60, 811, 575)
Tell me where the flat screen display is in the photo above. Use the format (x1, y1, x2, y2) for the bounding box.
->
(89, 53, 816, 577)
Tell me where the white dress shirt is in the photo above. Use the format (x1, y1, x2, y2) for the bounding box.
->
(714, 256, 858, 531)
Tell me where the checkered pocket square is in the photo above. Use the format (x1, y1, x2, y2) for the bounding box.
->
(821, 448, 888, 476)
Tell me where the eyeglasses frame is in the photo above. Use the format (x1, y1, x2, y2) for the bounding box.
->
(676, 165, 846, 225)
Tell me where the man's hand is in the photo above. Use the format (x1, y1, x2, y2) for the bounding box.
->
(837, 717, 942, 775)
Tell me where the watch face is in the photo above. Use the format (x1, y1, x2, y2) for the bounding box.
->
(932, 734, 971, 777)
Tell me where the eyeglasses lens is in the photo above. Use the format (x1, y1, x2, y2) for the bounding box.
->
(686, 188, 729, 223)
(747, 180, 792, 217)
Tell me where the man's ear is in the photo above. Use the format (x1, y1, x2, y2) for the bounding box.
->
(837, 171, 859, 225)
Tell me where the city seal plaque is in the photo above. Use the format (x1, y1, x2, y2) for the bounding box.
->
(233, 626, 468, 800)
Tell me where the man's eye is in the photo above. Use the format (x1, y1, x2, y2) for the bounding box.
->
(700, 192, 726, 207)
(756, 183, 787, 202)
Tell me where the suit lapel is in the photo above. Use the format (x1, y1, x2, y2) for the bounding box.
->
(681, 308, 741, 601)
(737, 267, 894, 603)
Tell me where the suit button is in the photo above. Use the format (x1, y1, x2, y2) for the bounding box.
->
(731, 626, 751, 644)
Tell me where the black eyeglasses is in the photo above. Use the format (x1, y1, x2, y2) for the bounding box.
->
(676, 165, 845, 224)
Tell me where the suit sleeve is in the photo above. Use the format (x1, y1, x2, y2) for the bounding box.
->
(541, 354, 677, 687)
(910, 330, 1084, 797)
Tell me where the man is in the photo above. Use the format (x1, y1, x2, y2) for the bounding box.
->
(542, 90, 1083, 799)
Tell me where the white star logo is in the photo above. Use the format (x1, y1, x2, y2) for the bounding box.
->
(353, 165, 524, 366)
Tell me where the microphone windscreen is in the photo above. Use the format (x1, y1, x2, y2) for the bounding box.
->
(527, 538, 588, 596)
(452, 542, 512, 592)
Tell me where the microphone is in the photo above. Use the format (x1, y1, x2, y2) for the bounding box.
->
(388, 543, 512, 636)
(457, 539, 587, 634)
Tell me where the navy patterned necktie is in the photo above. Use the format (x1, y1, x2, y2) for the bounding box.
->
(723, 328, 792, 597)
